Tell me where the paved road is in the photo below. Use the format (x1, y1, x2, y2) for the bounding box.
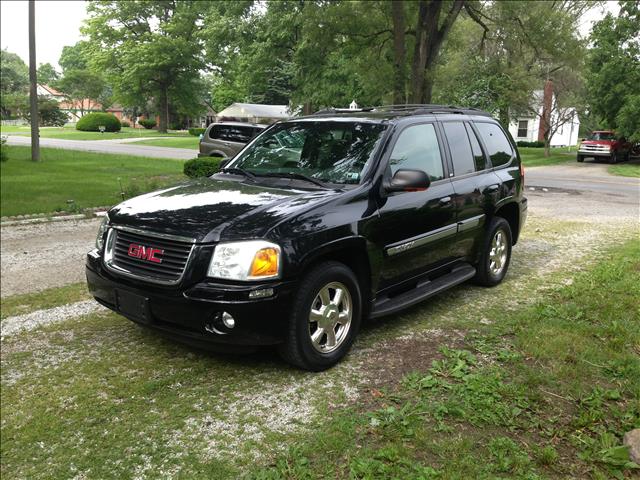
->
(525, 159, 640, 197)
(5, 135, 197, 160)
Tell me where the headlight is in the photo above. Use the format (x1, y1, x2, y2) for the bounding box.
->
(95, 216, 109, 250)
(208, 240, 281, 281)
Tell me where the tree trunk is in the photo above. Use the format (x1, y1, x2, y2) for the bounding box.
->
(409, 1, 463, 104)
(158, 84, 169, 133)
(391, 1, 406, 104)
(544, 139, 551, 157)
(498, 107, 510, 130)
(28, 0, 40, 161)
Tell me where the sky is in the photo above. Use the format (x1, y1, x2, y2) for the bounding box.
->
(0, 0, 622, 71)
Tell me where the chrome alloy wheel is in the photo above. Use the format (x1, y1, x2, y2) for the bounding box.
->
(489, 229, 508, 275)
(308, 281, 352, 353)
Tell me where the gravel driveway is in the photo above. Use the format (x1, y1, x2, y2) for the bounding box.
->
(1, 162, 638, 298)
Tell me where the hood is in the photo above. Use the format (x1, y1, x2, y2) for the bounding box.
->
(581, 139, 615, 146)
(108, 177, 341, 242)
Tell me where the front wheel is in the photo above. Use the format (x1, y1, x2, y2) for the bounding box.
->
(609, 152, 618, 164)
(577, 155, 584, 162)
(474, 217, 513, 287)
(278, 261, 362, 371)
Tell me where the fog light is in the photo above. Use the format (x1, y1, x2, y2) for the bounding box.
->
(249, 288, 274, 299)
(221, 312, 235, 329)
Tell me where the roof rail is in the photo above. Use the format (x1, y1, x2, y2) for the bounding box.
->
(310, 104, 491, 117)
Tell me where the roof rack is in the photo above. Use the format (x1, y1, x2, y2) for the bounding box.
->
(311, 104, 491, 117)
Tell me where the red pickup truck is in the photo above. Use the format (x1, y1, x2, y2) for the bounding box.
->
(577, 130, 632, 164)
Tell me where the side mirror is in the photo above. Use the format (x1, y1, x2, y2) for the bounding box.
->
(386, 169, 431, 193)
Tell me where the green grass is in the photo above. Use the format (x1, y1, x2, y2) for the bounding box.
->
(608, 161, 640, 178)
(248, 239, 640, 479)
(0, 125, 189, 140)
(519, 147, 575, 167)
(0, 146, 186, 216)
(0, 283, 90, 320)
(131, 136, 200, 149)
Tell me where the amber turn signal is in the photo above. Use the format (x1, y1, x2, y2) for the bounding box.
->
(250, 247, 279, 277)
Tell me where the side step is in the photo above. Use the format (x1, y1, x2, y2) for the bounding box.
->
(369, 264, 476, 319)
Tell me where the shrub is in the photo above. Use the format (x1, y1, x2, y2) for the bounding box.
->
(1, 136, 8, 162)
(183, 157, 223, 178)
(22, 96, 68, 127)
(170, 122, 183, 130)
(139, 119, 156, 129)
(516, 140, 544, 148)
(188, 127, 206, 136)
(121, 121, 131, 128)
(76, 112, 121, 132)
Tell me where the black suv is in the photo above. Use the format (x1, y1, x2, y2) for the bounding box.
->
(87, 105, 527, 370)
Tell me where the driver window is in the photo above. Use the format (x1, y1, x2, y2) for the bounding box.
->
(389, 124, 444, 181)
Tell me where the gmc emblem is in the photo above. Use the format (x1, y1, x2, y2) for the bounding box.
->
(127, 244, 164, 263)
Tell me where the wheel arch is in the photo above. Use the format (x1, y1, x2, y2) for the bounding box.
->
(493, 201, 520, 245)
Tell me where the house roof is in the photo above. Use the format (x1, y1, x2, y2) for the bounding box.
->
(38, 84, 65, 96)
(217, 103, 290, 119)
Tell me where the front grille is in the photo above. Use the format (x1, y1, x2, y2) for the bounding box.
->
(580, 144, 609, 153)
(110, 228, 193, 283)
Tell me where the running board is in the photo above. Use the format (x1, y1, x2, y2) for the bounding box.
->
(369, 264, 476, 319)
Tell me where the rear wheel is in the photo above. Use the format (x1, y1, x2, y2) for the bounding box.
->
(474, 217, 512, 287)
(278, 261, 361, 371)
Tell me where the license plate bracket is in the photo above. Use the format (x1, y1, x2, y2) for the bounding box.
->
(115, 290, 151, 323)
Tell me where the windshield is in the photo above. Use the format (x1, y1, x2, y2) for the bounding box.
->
(228, 121, 387, 185)
(587, 132, 616, 141)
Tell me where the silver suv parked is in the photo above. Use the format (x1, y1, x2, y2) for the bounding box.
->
(198, 122, 267, 158)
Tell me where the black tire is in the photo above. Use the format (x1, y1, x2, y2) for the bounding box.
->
(278, 261, 362, 371)
(577, 155, 584, 162)
(609, 152, 618, 164)
(474, 217, 513, 287)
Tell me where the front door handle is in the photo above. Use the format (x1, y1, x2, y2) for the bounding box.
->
(439, 196, 452, 206)
(483, 184, 499, 194)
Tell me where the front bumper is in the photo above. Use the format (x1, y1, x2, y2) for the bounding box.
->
(86, 250, 294, 347)
(578, 149, 611, 157)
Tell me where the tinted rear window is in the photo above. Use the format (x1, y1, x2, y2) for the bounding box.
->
(475, 122, 514, 167)
(442, 121, 475, 176)
(209, 125, 258, 143)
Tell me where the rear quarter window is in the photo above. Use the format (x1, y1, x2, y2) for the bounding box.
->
(475, 122, 514, 168)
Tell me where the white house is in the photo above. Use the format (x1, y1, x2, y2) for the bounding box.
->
(508, 83, 580, 147)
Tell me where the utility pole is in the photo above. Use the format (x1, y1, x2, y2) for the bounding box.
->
(28, 0, 40, 161)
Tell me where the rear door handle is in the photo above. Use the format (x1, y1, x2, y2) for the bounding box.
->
(439, 196, 452, 206)
(484, 184, 499, 194)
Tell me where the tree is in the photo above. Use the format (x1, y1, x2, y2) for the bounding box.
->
(22, 96, 68, 127)
(83, 1, 209, 133)
(56, 70, 106, 116)
(28, 0, 40, 162)
(0, 49, 29, 118)
(587, 1, 640, 141)
(59, 41, 91, 72)
(36, 63, 59, 85)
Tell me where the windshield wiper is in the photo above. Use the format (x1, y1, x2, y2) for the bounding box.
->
(220, 167, 256, 179)
(257, 172, 330, 188)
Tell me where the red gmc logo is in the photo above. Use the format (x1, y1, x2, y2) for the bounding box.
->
(127, 244, 164, 263)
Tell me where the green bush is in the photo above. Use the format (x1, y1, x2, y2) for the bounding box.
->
(170, 122, 183, 130)
(121, 121, 131, 128)
(1, 136, 8, 162)
(139, 119, 156, 129)
(76, 112, 121, 132)
(188, 128, 206, 136)
(183, 157, 223, 178)
(516, 140, 544, 148)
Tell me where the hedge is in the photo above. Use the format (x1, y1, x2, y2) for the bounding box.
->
(183, 157, 223, 178)
(121, 121, 131, 128)
(139, 119, 156, 129)
(516, 140, 544, 148)
(76, 113, 121, 132)
(188, 128, 206, 136)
